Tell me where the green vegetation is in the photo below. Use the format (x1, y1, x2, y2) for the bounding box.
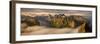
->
(50, 14, 69, 28)
(49, 14, 86, 28)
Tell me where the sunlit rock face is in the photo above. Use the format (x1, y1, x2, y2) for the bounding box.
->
(21, 14, 87, 28)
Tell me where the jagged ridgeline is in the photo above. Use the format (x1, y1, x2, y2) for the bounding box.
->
(49, 14, 87, 28)
(21, 14, 87, 28)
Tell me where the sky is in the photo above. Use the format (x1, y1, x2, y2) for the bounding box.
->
(21, 8, 92, 16)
